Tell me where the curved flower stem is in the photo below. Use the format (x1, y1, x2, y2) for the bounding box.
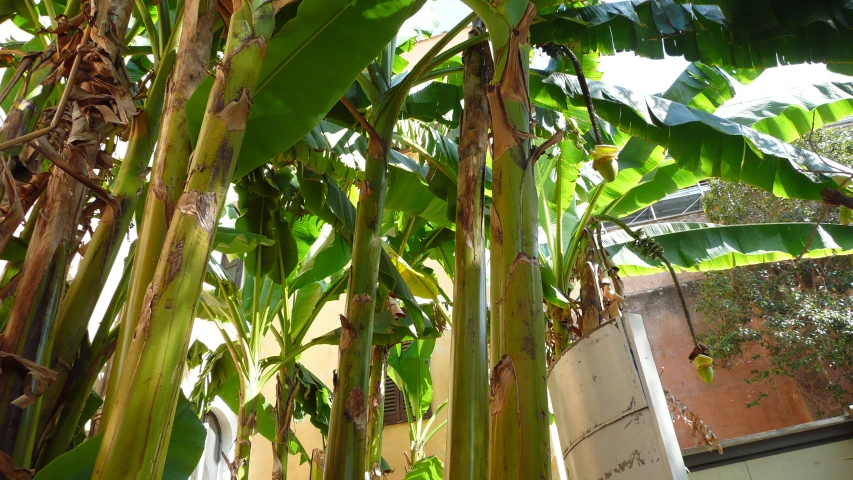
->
(563, 48, 603, 145)
(595, 214, 699, 347)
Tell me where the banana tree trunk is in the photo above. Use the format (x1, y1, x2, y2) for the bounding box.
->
(91, 1, 273, 477)
(0, 196, 39, 330)
(0, 0, 134, 453)
(324, 108, 395, 479)
(273, 367, 298, 480)
(474, 3, 552, 479)
(366, 345, 388, 479)
(50, 83, 160, 404)
(43, 109, 152, 422)
(37, 245, 132, 466)
(309, 449, 326, 480)
(445, 25, 490, 480)
(0, 136, 89, 457)
(100, 0, 216, 426)
(8, 245, 67, 468)
(234, 397, 255, 480)
(322, 13, 476, 478)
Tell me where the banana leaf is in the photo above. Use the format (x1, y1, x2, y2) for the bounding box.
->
(603, 221, 853, 276)
(33, 394, 204, 480)
(531, 0, 853, 73)
(186, 0, 427, 179)
(716, 80, 853, 142)
(531, 73, 853, 215)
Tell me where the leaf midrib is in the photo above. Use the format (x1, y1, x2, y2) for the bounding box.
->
(256, 3, 352, 94)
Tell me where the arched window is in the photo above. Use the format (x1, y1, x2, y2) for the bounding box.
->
(190, 403, 236, 480)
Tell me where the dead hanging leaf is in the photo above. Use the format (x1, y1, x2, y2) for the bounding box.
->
(96, 151, 115, 169)
(67, 103, 99, 145)
(19, 172, 50, 211)
(0, 351, 58, 408)
(600, 276, 626, 320)
(93, 103, 122, 124)
(345, 386, 366, 431)
(0, 160, 24, 260)
(663, 385, 722, 454)
(0, 450, 33, 480)
(489, 355, 516, 417)
(386, 296, 405, 319)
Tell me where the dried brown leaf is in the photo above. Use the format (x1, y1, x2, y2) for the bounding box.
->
(345, 386, 366, 431)
(386, 296, 405, 319)
(218, 89, 251, 131)
(663, 385, 722, 454)
(0, 450, 33, 480)
(489, 354, 516, 416)
(0, 351, 58, 408)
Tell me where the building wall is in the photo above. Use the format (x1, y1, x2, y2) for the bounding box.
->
(622, 272, 815, 448)
(240, 271, 822, 478)
(688, 438, 853, 480)
(242, 262, 456, 479)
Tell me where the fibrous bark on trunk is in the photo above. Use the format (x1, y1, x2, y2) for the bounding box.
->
(92, 0, 274, 477)
(100, 0, 217, 426)
(482, 4, 552, 479)
(445, 23, 491, 480)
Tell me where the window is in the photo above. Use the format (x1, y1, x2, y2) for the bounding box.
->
(220, 254, 243, 289)
(190, 411, 231, 480)
(383, 341, 432, 426)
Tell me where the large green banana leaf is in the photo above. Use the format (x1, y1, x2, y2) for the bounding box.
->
(716, 80, 853, 142)
(186, 0, 426, 179)
(603, 221, 853, 276)
(302, 120, 427, 178)
(531, 0, 853, 73)
(387, 339, 435, 419)
(593, 61, 760, 218)
(297, 169, 438, 335)
(601, 160, 705, 219)
(532, 73, 853, 211)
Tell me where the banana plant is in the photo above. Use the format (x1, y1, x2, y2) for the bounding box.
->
(197, 261, 330, 479)
(533, 49, 853, 352)
(386, 339, 447, 477)
(322, 13, 481, 478)
(197, 165, 347, 478)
